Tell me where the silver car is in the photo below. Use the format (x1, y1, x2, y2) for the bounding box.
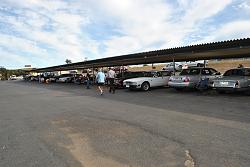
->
(212, 68, 250, 94)
(168, 67, 221, 90)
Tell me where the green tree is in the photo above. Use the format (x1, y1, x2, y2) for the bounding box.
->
(65, 59, 72, 64)
(0, 67, 7, 80)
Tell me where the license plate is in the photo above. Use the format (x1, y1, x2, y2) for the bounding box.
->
(126, 85, 129, 88)
(220, 81, 228, 85)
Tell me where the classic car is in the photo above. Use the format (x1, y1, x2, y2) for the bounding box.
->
(114, 71, 145, 88)
(123, 71, 172, 91)
(57, 74, 75, 83)
(212, 68, 250, 94)
(168, 67, 221, 90)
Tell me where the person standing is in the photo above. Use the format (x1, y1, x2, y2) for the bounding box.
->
(107, 67, 116, 93)
(96, 69, 105, 95)
(86, 71, 91, 89)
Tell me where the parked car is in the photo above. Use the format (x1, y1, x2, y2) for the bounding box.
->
(15, 75, 24, 80)
(9, 75, 17, 80)
(73, 74, 84, 84)
(49, 75, 60, 82)
(212, 68, 250, 94)
(114, 71, 145, 88)
(123, 71, 172, 91)
(168, 67, 221, 90)
(30, 76, 39, 81)
(162, 61, 207, 71)
(162, 62, 183, 71)
(57, 74, 74, 83)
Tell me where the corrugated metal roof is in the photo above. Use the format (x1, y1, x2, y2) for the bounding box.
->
(35, 38, 250, 72)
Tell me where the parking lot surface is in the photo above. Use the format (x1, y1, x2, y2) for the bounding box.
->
(0, 81, 250, 167)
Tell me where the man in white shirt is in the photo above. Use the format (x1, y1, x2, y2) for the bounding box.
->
(107, 67, 116, 93)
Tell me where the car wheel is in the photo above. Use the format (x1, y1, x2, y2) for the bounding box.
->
(141, 82, 150, 91)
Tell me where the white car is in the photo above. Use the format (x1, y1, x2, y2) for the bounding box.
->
(123, 71, 172, 91)
(57, 74, 74, 83)
(162, 60, 207, 71)
(9, 75, 17, 80)
(162, 62, 183, 71)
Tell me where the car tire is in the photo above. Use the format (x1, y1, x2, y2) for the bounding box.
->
(141, 82, 150, 91)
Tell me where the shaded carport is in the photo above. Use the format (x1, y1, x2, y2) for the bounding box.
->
(34, 38, 250, 73)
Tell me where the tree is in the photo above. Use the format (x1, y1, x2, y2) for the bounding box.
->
(0, 67, 7, 80)
(65, 59, 72, 64)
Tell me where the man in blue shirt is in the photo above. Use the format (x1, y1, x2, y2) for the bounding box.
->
(96, 69, 105, 95)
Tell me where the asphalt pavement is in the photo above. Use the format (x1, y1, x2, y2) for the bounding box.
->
(0, 80, 250, 167)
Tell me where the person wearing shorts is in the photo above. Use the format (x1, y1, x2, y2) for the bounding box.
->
(96, 69, 105, 95)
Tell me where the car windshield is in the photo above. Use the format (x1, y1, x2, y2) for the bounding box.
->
(224, 69, 245, 76)
(179, 69, 200, 75)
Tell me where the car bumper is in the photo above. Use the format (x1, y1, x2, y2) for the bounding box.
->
(213, 87, 250, 92)
(168, 81, 195, 88)
(58, 80, 67, 82)
(124, 84, 141, 89)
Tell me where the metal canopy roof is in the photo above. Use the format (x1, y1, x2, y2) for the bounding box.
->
(35, 38, 250, 72)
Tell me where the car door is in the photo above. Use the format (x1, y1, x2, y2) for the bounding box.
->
(205, 68, 220, 82)
(153, 71, 169, 87)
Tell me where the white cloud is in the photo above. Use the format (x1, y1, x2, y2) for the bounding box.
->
(1, 0, 249, 69)
(97, 0, 233, 56)
(0, 34, 47, 57)
(237, 1, 250, 11)
(194, 20, 250, 44)
(0, 0, 92, 66)
(0, 48, 30, 68)
(181, 0, 232, 26)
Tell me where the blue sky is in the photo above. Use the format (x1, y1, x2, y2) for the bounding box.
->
(0, 0, 250, 69)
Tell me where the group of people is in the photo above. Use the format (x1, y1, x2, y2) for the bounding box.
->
(90, 67, 116, 95)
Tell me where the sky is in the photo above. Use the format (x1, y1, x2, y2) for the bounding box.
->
(0, 0, 250, 69)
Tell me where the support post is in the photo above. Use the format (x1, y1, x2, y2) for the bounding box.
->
(92, 66, 95, 83)
(121, 64, 124, 78)
(173, 58, 175, 76)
